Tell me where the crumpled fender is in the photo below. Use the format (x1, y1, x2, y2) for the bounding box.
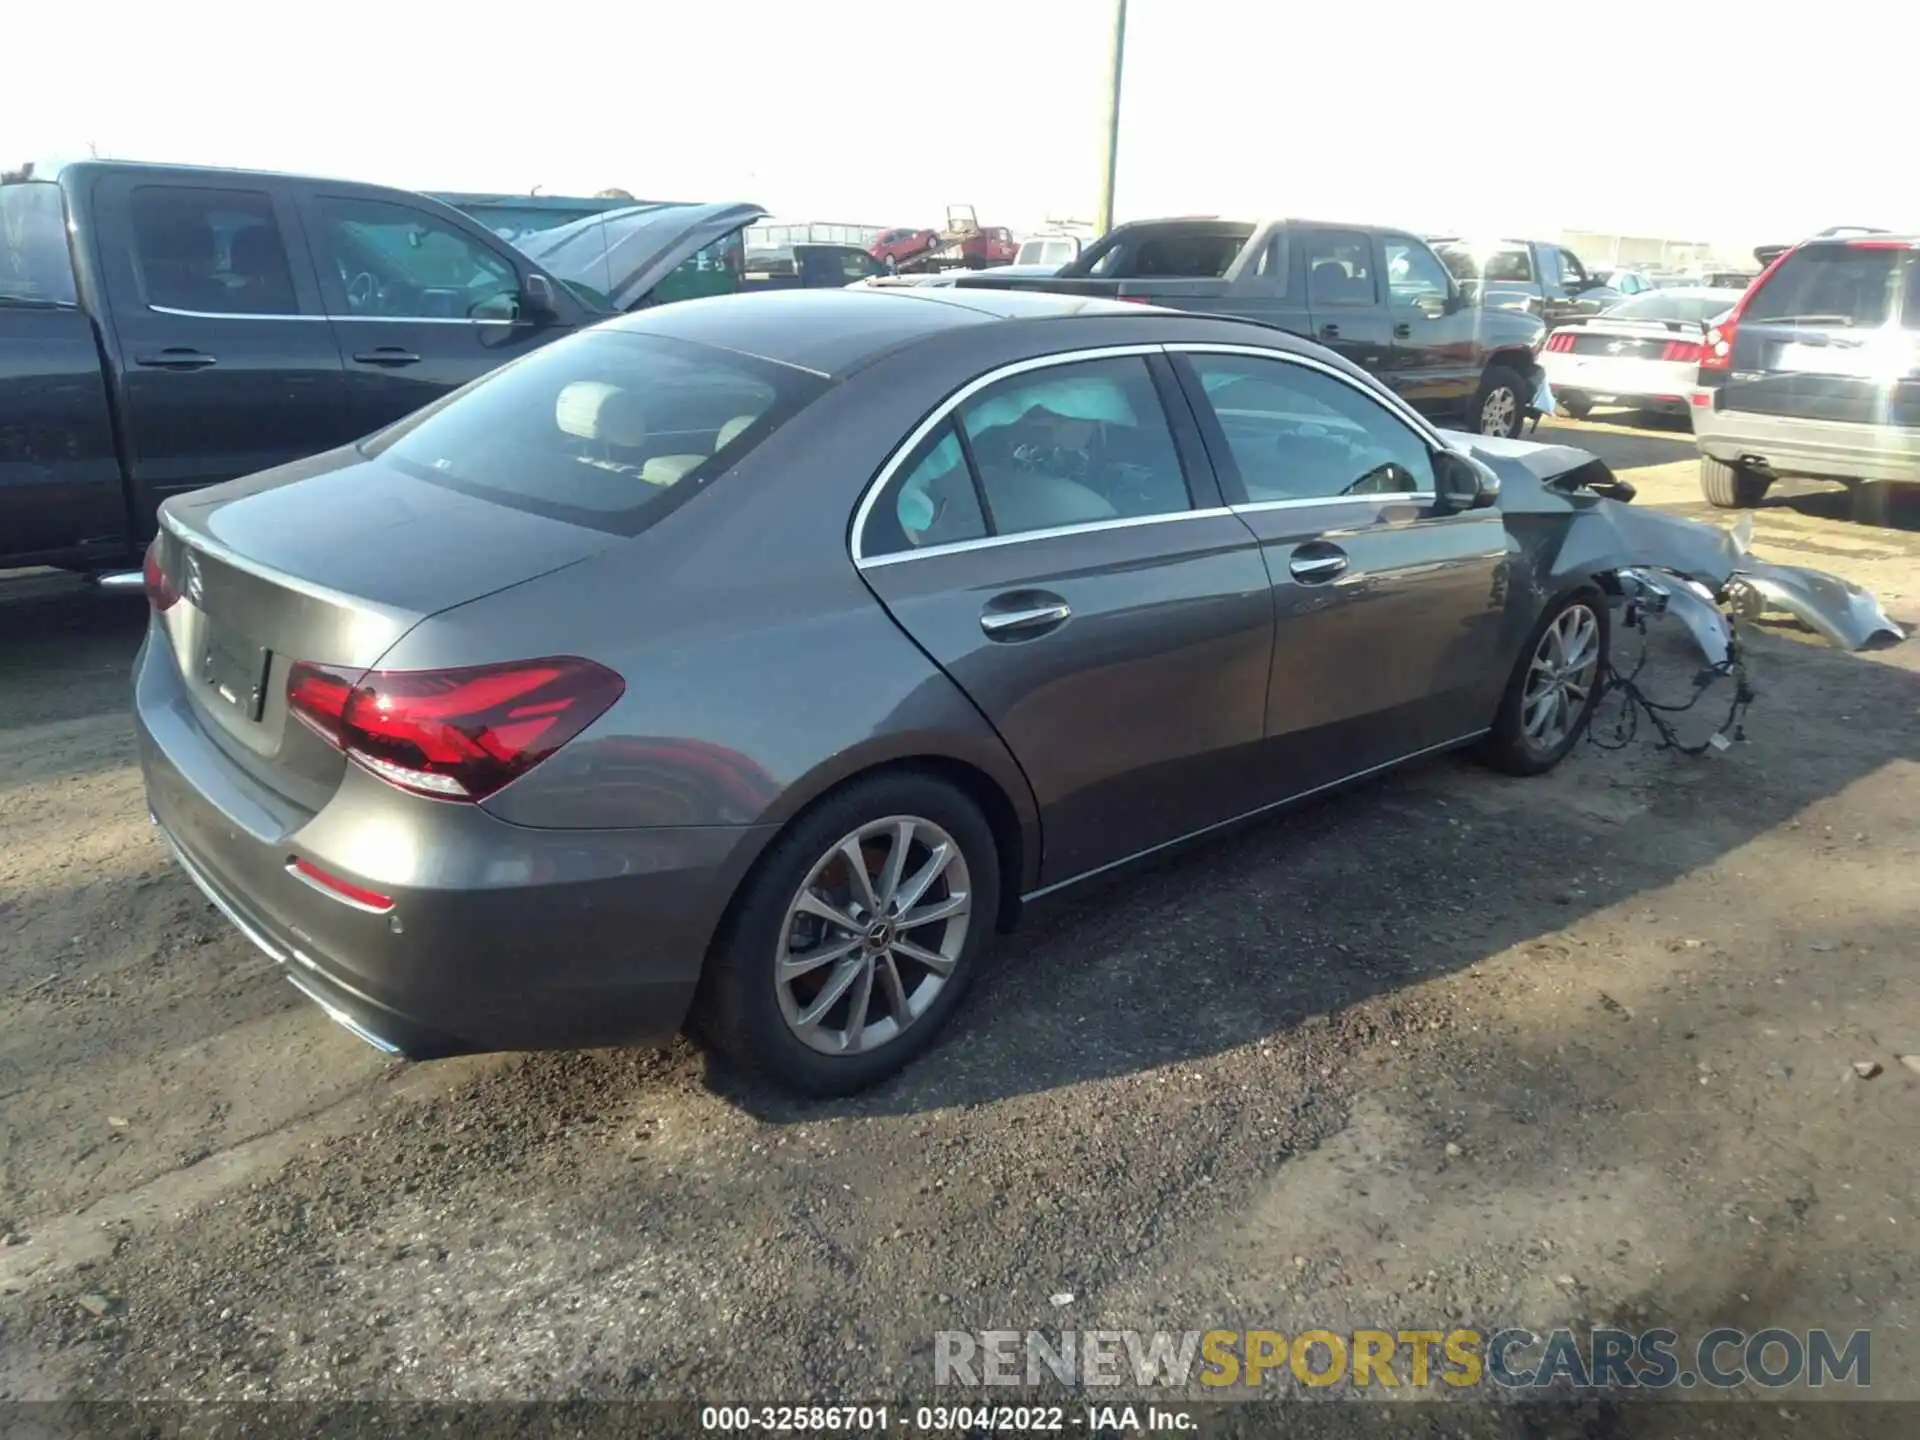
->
(1728, 561, 1905, 651)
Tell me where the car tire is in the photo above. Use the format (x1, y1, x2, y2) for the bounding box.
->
(695, 771, 1001, 1097)
(1480, 587, 1610, 777)
(1700, 454, 1770, 508)
(1558, 393, 1593, 420)
(1475, 365, 1528, 438)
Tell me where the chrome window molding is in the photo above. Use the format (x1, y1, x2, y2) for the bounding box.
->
(857, 506, 1236, 568)
(150, 303, 521, 326)
(849, 340, 1453, 567)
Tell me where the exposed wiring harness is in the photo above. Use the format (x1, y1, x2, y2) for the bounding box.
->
(1587, 591, 1757, 757)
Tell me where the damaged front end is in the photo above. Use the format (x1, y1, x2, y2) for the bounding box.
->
(1451, 431, 1907, 657)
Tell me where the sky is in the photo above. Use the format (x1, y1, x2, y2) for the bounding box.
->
(6, 0, 1909, 257)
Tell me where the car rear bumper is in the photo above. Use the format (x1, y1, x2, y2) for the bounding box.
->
(1692, 401, 1920, 484)
(135, 624, 776, 1059)
(1545, 354, 1695, 411)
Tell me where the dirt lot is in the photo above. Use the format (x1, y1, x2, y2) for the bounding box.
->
(2, 415, 1917, 1433)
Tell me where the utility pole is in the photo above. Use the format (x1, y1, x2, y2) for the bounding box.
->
(1094, 0, 1128, 235)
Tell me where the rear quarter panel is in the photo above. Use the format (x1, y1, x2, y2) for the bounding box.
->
(370, 356, 1047, 883)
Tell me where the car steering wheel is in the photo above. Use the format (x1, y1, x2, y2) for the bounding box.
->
(346, 270, 379, 310)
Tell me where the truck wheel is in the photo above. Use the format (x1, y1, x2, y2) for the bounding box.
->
(1700, 455, 1770, 508)
(1558, 393, 1593, 420)
(1475, 366, 1527, 438)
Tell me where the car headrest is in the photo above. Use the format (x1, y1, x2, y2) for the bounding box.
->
(554, 381, 647, 448)
(716, 414, 757, 448)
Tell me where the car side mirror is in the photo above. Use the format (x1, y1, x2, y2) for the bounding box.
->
(521, 272, 559, 319)
(1435, 449, 1500, 511)
(1415, 292, 1447, 319)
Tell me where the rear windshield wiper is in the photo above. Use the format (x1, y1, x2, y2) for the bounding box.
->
(0, 293, 78, 310)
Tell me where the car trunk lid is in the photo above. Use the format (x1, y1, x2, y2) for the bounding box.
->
(154, 446, 622, 812)
(515, 201, 770, 311)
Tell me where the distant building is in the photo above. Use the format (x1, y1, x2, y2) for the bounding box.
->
(1559, 230, 1750, 272)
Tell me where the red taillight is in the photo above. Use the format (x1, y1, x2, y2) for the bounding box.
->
(1544, 332, 1577, 352)
(143, 538, 179, 612)
(1660, 339, 1704, 363)
(286, 656, 624, 802)
(1701, 244, 1796, 372)
(289, 857, 394, 913)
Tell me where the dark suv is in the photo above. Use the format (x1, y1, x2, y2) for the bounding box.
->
(1693, 236, 1919, 517)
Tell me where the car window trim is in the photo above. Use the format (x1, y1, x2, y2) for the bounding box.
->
(851, 341, 1459, 565)
(852, 342, 1207, 566)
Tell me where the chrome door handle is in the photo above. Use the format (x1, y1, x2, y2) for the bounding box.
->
(980, 601, 1072, 637)
(1288, 551, 1348, 582)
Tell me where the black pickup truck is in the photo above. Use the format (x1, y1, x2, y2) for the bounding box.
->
(953, 217, 1547, 438)
(0, 162, 762, 576)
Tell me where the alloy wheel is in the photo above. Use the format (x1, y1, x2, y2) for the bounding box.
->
(1480, 386, 1519, 438)
(775, 816, 972, 1056)
(1522, 603, 1601, 752)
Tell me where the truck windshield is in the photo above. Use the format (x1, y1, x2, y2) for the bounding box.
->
(0, 181, 78, 306)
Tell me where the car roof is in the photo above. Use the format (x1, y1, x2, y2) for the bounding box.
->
(605, 286, 1202, 377)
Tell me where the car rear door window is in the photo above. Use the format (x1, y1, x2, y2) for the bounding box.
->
(957, 357, 1192, 538)
(1186, 353, 1435, 503)
(362, 328, 822, 534)
(1304, 231, 1377, 306)
(0, 181, 78, 305)
(1747, 245, 1899, 329)
(129, 185, 300, 316)
(312, 196, 519, 320)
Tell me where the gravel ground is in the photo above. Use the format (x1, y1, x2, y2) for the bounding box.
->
(1, 415, 1917, 1436)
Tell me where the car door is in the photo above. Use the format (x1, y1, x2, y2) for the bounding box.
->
(1168, 345, 1512, 794)
(853, 349, 1276, 886)
(299, 189, 570, 439)
(92, 172, 350, 526)
(1381, 233, 1481, 413)
(1302, 228, 1394, 377)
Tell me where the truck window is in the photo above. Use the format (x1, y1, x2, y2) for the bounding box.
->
(130, 186, 299, 316)
(1304, 231, 1377, 306)
(1558, 249, 1592, 288)
(1382, 238, 1451, 300)
(312, 196, 519, 321)
(1, 180, 78, 305)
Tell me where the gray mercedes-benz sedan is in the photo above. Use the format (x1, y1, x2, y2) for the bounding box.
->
(137, 287, 1621, 1095)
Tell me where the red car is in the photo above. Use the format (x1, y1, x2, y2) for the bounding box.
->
(869, 227, 941, 269)
(959, 226, 1018, 267)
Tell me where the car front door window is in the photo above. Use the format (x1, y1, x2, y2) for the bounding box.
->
(1382, 238, 1452, 302)
(313, 196, 518, 320)
(1184, 353, 1436, 503)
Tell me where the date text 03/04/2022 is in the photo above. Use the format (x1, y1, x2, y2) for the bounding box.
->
(699, 1404, 1199, 1432)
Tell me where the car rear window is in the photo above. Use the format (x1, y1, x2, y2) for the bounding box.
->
(0, 180, 78, 306)
(361, 329, 826, 534)
(1745, 245, 1901, 328)
(1603, 291, 1747, 324)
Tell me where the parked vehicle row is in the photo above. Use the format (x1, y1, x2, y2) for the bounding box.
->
(1429, 237, 1621, 325)
(953, 218, 1549, 440)
(134, 285, 1643, 1095)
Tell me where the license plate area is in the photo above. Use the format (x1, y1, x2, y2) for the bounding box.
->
(201, 633, 270, 722)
